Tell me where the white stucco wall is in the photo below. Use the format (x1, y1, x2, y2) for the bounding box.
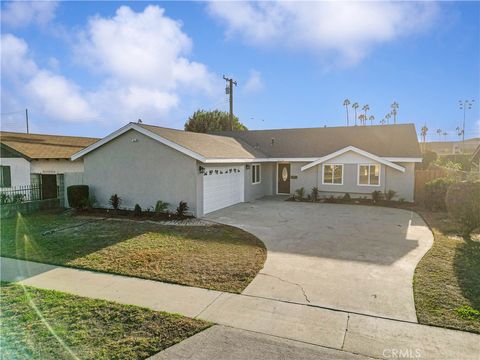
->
(0, 157, 31, 188)
(244, 162, 275, 201)
(83, 129, 199, 215)
(30, 159, 84, 174)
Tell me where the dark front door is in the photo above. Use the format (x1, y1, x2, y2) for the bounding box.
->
(277, 163, 291, 194)
(41, 174, 57, 199)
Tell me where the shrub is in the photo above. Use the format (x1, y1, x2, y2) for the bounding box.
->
(372, 190, 384, 203)
(109, 194, 122, 210)
(133, 204, 142, 216)
(445, 181, 480, 236)
(424, 177, 456, 211)
(176, 201, 189, 217)
(294, 187, 305, 200)
(385, 190, 397, 201)
(325, 195, 336, 203)
(155, 200, 170, 213)
(343, 193, 351, 201)
(67, 185, 89, 209)
(0, 193, 11, 205)
(311, 187, 319, 202)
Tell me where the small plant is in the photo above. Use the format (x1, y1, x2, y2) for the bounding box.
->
(372, 190, 384, 203)
(342, 193, 351, 201)
(399, 197, 405, 203)
(455, 305, 480, 320)
(325, 195, 336, 203)
(311, 187, 319, 202)
(445, 181, 480, 236)
(155, 200, 170, 213)
(294, 187, 305, 200)
(384, 190, 396, 201)
(0, 193, 11, 204)
(11, 194, 25, 204)
(176, 201, 189, 217)
(133, 204, 142, 216)
(109, 194, 122, 210)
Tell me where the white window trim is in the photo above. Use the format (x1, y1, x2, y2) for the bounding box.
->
(357, 164, 381, 187)
(322, 164, 343, 185)
(252, 164, 261, 184)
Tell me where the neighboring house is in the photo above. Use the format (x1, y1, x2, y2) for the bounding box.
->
(0, 132, 98, 199)
(72, 122, 422, 217)
(425, 138, 480, 156)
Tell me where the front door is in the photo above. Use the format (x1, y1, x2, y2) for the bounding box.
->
(277, 163, 291, 194)
(41, 174, 57, 199)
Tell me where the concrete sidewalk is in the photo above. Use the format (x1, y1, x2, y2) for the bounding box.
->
(2, 257, 479, 360)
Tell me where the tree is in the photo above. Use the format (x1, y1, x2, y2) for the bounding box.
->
(343, 99, 351, 126)
(352, 102, 359, 126)
(385, 113, 391, 124)
(421, 125, 428, 152)
(436, 128, 442, 140)
(358, 114, 366, 126)
(380, 118, 386, 125)
(184, 109, 247, 133)
(369, 115, 375, 125)
(391, 101, 399, 124)
(362, 104, 370, 120)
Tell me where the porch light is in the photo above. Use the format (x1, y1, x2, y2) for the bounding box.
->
(199, 166, 205, 174)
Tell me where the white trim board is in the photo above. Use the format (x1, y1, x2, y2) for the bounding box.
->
(300, 146, 405, 173)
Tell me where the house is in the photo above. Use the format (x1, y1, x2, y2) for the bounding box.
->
(72, 122, 422, 217)
(0, 132, 98, 199)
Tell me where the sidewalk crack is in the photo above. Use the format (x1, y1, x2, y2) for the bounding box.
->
(194, 292, 224, 319)
(259, 273, 311, 303)
(341, 314, 350, 349)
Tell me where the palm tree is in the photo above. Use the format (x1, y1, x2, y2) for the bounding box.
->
(456, 126, 464, 140)
(391, 102, 399, 124)
(421, 125, 428, 153)
(385, 113, 391, 124)
(358, 114, 366, 126)
(436, 129, 442, 140)
(369, 115, 375, 125)
(380, 118, 386, 125)
(352, 102, 359, 126)
(442, 131, 447, 141)
(362, 104, 370, 119)
(343, 99, 351, 126)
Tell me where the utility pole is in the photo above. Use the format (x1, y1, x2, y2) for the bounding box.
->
(25, 108, 29, 133)
(223, 75, 237, 131)
(458, 99, 474, 152)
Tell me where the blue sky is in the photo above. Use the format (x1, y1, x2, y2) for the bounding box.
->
(1, 1, 479, 141)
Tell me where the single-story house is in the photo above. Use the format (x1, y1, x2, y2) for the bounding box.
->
(0, 131, 98, 199)
(72, 122, 422, 217)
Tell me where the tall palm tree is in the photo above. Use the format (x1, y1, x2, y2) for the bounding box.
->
(352, 102, 359, 126)
(385, 113, 391, 124)
(421, 125, 428, 153)
(343, 99, 350, 126)
(369, 115, 375, 125)
(391, 101, 399, 124)
(380, 118, 386, 125)
(456, 126, 464, 140)
(436, 128, 442, 140)
(358, 114, 366, 126)
(362, 104, 370, 119)
(442, 131, 447, 141)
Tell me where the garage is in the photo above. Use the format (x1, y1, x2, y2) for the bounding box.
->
(203, 165, 245, 214)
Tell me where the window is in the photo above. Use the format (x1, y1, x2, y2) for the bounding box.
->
(358, 165, 380, 186)
(252, 164, 261, 184)
(323, 164, 343, 185)
(0, 166, 11, 188)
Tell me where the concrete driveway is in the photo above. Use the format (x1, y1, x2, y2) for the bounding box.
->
(205, 198, 434, 322)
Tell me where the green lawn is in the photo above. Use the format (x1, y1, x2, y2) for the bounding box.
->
(0, 211, 266, 293)
(413, 210, 480, 333)
(0, 282, 210, 360)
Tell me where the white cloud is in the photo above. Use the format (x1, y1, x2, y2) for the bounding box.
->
(208, 1, 439, 65)
(244, 69, 264, 93)
(77, 5, 216, 93)
(1, 1, 58, 28)
(1, 5, 219, 126)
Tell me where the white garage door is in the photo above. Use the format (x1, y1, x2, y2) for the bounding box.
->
(203, 165, 244, 214)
